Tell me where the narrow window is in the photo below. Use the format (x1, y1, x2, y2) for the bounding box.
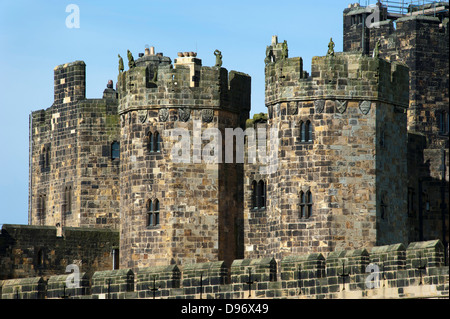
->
(111, 141, 120, 160)
(38, 194, 46, 225)
(251, 181, 258, 209)
(154, 199, 160, 225)
(154, 131, 161, 152)
(258, 180, 266, 209)
(306, 191, 313, 218)
(300, 191, 306, 218)
(148, 132, 153, 153)
(307, 121, 312, 142)
(147, 199, 153, 227)
(147, 199, 160, 227)
(300, 121, 306, 142)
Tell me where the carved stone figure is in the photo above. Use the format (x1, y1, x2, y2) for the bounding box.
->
(359, 101, 371, 115)
(138, 110, 147, 123)
(281, 40, 288, 60)
(264, 46, 272, 65)
(178, 107, 190, 122)
(336, 100, 347, 114)
(118, 54, 124, 73)
(158, 108, 169, 122)
(314, 100, 325, 113)
(373, 39, 381, 58)
(127, 50, 136, 69)
(202, 109, 214, 123)
(327, 38, 335, 57)
(214, 50, 222, 67)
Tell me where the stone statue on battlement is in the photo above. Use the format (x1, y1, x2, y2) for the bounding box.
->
(264, 46, 272, 65)
(373, 39, 381, 58)
(214, 49, 222, 68)
(281, 40, 288, 60)
(327, 38, 335, 57)
(127, 50, 136, 69)
(118, 54, 124, 73)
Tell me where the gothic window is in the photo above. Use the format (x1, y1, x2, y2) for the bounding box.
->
(147, 199, 160, 227)
(300, 190, 312, 219)
(155, 131, 161, 152)
(148, 132, 153, 152)
(300, 121, 313, 143)
(251, 180, 266, 210)
(111, 141, 120, 160)
(251, 180, 258, 209)
(148, 131, 162, 153)
(300, 121, 306, 142)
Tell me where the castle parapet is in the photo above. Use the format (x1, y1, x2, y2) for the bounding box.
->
(265, 51, 409, 108)
(117, 50, 251, 115)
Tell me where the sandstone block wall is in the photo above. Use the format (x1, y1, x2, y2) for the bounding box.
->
(0, 224, 119, 280)
(29, 61, 121, 230)
(117, 51, 250, 270)
(1, 240, 447, 299)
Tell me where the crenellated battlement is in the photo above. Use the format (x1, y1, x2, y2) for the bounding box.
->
(117, 50, 251, 115)
(1, 240, 447, 299)
(265, 50, 409, 108)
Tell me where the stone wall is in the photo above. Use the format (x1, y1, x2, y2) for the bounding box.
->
(0, 224, 119, 280)
(1, 240, 447, 299)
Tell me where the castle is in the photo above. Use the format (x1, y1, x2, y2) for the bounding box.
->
(0, 1, 448, 299)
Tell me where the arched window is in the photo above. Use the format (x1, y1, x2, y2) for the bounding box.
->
(258, 180, 266, 209)
(306, 191, 313, 218)
(300, 121, 313, 143)
(300, 191, 306, 218)
(306, 121, 312, 142)
(251, 180, 258, 209)
(252, 180, 266, 210)
(148, 131, 162, 152)
(111, 141, 120, 160)
(155, 131, 161, 152)
(300, 190, 312, 219)
(147, 199, 160, 227)
(148, 132, 153, 153)
(300, 121, 306, 142)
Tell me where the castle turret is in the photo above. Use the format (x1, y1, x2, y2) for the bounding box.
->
(244, 38, 410, 259)
(117, 47, 251, 269)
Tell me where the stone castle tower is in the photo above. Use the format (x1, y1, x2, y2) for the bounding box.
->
(343, 1, 449, 249)
(29, 61, 121, 232)
(243, 36, 410, 259)
(116, 49, 251, 268)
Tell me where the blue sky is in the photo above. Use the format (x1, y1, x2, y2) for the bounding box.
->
(0, 0, 357, 226)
